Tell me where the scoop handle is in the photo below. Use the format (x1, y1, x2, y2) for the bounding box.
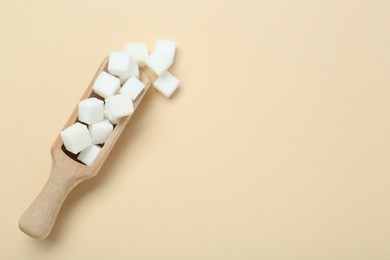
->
(18, 164, 81, 239)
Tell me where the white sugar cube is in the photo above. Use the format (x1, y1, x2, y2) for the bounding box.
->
(122, 43, 149, 67)
(77, 145, 101, 166)
(155, 39, 176, 60)
(61, 122, 92, 154)
(89, 119, 113, 144)
(120, 76, 145, 101)
(153, 71, 180, 98)
(93, 71, 120, 98)
(145, 49, 173, 76)
(104, 104, 121, 125)
(78, 98, 104, 125)
(119, 60, 139, 85)
(105, 94, 134, 118)
(130, 60, 139, 78)
(108, 51, 132, 77)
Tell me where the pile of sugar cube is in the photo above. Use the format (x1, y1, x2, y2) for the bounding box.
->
(60, 39, 180, 166)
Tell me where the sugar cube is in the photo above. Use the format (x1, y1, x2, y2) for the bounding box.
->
(155, 39, 176, 60)
(108, 51, 132, 77)
(145, 49, 173, 76)
(130, 60, 139, 78)
(105, 94, 134, 118)
(78, 98, 104, 125)
(93, 71, 120, 98)
(153, 71, 180, 98)
(77, 145, 101, 166)
(61, 122, 92, 154)
(89, 119, 113, 144)
(104, 104, 121, 125)
(119, 60, 139, 85)
(120, 76, 145, 101)
(122, 43, 149, 67)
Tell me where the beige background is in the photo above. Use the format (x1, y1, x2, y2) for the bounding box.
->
(1, 0, 390, 259)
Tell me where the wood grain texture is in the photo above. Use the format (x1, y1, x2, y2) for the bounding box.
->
(18, 57, 151, 239)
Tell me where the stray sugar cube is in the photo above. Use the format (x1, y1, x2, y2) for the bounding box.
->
(153, 71, 180, 98)
(93, 71, 120, 98)
(145, 49, 173, 76)
(61, 122, 92, 154)
(155, 39, 176, 60)
(89, 119, 113, 144)
(122, 43, 149, 67)
(105, 94, 134, 118)
(77, 145, 102, 166)
(78, 97, 104, 125)
(120, 76, 145, 101)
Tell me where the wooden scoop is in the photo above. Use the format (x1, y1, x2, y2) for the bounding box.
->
(18, 57, 151, 239)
